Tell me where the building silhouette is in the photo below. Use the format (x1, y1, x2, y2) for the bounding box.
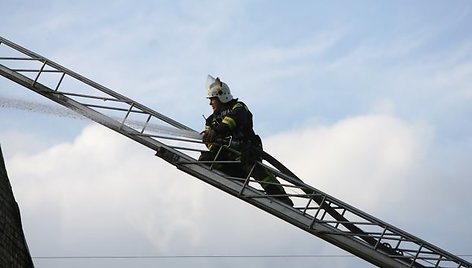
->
(0, 145, 34, 268)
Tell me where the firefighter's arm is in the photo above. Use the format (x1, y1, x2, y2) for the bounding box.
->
(215, 103, 245, 135)
(214, 119, 232, 136)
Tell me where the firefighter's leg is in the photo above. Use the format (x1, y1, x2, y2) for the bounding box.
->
(250, 165, 294, 206)
(199, 150, 221, 170)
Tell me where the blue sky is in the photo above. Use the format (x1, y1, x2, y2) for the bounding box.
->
(1, 1, 472, 267)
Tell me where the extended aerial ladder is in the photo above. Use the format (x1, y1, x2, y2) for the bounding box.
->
(0, 36, 470, 268)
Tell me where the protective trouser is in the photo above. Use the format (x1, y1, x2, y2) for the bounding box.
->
(199, 147, 294, 206)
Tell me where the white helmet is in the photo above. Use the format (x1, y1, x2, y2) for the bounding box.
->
(206, 75, 233, 103)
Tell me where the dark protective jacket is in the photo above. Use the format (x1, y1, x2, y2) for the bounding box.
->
(205, 99, 261, 150)
(202, 99, 294, 206)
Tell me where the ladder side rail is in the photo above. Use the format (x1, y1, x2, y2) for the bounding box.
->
(259, 158, 472, 267)
(0, 61, 189, 139)
(0, 36, 193, 132)
(0, 63, 187, 160)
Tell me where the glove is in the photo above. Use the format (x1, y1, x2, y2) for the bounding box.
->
(202, 129, 217, 143)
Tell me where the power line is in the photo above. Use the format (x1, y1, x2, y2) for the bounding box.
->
(31, 254, 472, 260)
(32, 254, 356, 260)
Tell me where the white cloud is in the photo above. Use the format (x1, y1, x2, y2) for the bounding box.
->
(6, 124, 331, 267)
(8, 125, 203, 253)
(264, 114, 432, 211)
(263, 113, 472, 256)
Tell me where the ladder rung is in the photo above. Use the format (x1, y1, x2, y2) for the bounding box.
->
(12, 69, 62, 73)
(82, 103, 147, 114)
(0, 56, 38, 61)
(49, 91, 123, 102)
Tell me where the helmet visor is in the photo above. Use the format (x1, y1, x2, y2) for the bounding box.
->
(206, 75, 217, 91)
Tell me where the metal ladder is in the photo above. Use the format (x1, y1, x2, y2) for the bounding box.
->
(1, 36, 470, 268)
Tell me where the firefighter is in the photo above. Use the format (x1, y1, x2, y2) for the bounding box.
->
(199, 75, 294, 207)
